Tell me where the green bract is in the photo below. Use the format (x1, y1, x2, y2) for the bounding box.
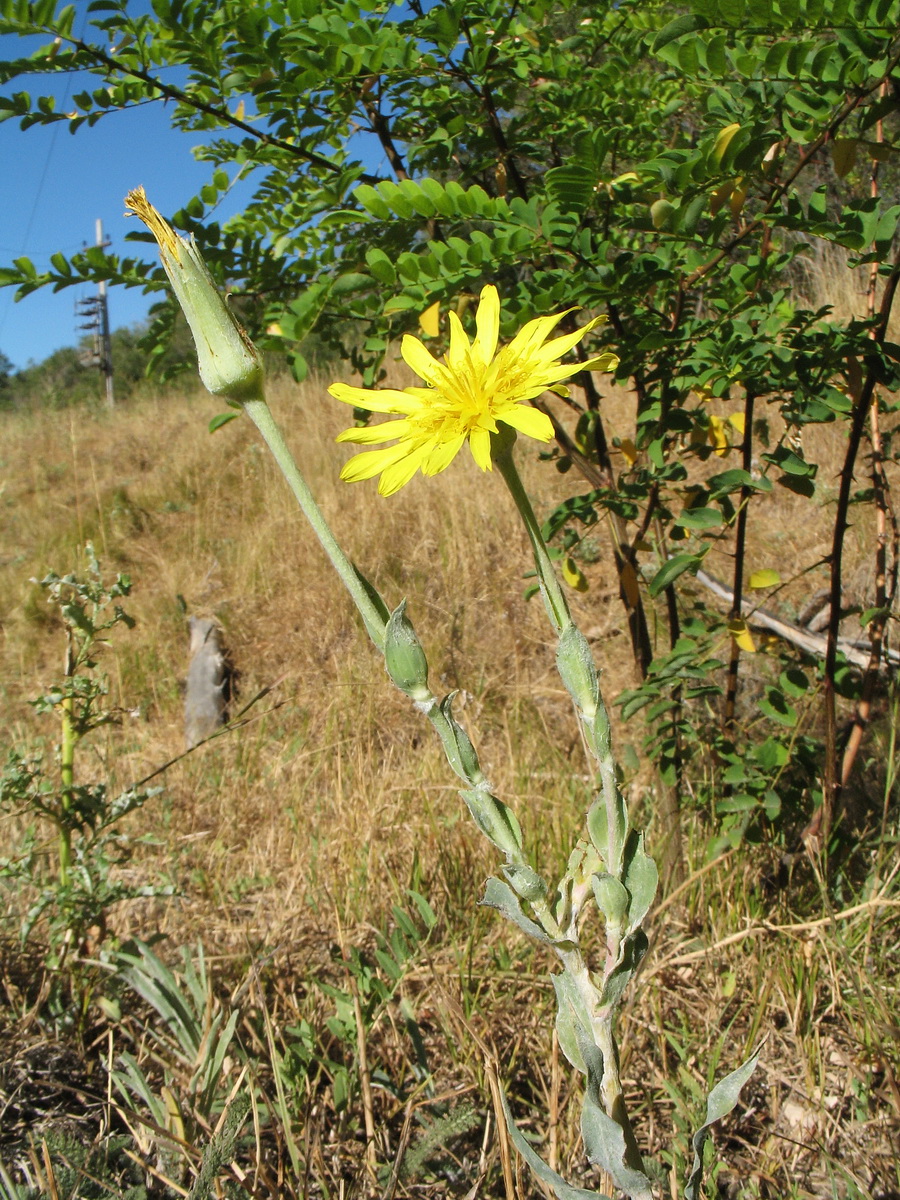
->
(125, 187, 264, 405)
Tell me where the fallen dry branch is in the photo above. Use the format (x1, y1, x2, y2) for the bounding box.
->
(694, 567, 899, 671)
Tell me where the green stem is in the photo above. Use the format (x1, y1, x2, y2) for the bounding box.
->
(494, 434, 648, 1179)
(242, 398, 388, 650)
(59, 694, 75, 890)
(492, 432, 571, 635)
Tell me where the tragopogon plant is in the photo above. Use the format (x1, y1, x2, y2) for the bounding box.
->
(128, 188, 759, 1199)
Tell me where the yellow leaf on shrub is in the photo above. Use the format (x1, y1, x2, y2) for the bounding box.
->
(728, 618, 756, 653)
(418, 301, 441, 338)
(650, 198, 675, 230)
(562, 556, 589, 592)
(729, 181, 747, 218)
(617, 437, 638, 466)
(713, 122, 741, 164)
(707, 414, 730, 455)
(710, 181, 733, 217)
(728, 411, 745, 435)
(748, 569, 781, 589)
(831, 137, 857, 178)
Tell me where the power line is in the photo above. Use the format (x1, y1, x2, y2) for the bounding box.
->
(0, 9, 89, 351)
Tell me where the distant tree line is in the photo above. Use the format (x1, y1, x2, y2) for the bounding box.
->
(0, 318, 339, 412)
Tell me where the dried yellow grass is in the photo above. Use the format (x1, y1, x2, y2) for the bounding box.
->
(1, 355, 897, 1197)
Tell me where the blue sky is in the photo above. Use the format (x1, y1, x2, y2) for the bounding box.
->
(0, 8, 399, 374)
(0, 14, 258, 372)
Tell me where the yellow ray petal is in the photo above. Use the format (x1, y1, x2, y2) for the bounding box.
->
(401, 334, 449, 387)
(532, 323, 603, 364)
(340, 443, 408, 482)
(505, 308, 574, 358)
(580, 351, 619, 373)
(445, 310, 472, 372)
(468, 427, 493, 470)
(423, 432, 466, 475)
(379, 446, 429, 495)
(329, 382, 419, 414)
(473, 285, 500, 366)
(336, 418, 410, 445)
(499, 403, 554, 441)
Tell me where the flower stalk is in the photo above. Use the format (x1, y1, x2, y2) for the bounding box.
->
(241, 398, 389, 650)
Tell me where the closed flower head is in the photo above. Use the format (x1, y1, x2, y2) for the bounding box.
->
(125, 186, 264, 404)
(330, 285, 618, 496)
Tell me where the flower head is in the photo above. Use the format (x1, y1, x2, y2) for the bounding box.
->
(330, 285, 618, 496)
(125, 186, 264, 404)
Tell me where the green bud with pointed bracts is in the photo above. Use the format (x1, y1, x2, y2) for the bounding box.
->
(437, 693, 483, 783)
(384, 600, 430, 702)
(504, 862, 548, 903)
(125, 187, 265, 405)
(591, 871, 629, 929)
(460, 787, 523, 858)
(556, 623, 600, 719)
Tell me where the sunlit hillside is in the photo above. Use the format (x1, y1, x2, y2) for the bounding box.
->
(1, 363, 897, 1198)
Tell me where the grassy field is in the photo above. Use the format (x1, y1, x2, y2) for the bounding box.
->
(0, 371, 898, 1199)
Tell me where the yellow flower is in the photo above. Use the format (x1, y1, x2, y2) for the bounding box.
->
(329, 285, 618, 496)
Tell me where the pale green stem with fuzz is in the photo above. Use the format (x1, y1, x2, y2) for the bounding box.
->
(492, 428, 571, 635)
(493, 435, 626, 872)
(240, 400, 567, 944)
(241, 398, 389, 650)
(493, 431, 648, 1188)
(235, 397, 648, 1193)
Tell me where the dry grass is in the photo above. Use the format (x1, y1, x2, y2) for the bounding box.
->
(0, 369, 898, 1199)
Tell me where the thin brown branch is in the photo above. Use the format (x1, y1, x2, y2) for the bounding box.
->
(682, 55, 900, 291)
(44, 31, 382, 184)
(361, 87, 410, 181)
(818, 259, 900, 847)
(722, 388, 756, 733)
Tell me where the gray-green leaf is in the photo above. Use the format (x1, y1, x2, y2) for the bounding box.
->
(498, 1088, 612, 1200)
(685, 1050, 761, 1200)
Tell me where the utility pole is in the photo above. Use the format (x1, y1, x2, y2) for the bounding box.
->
(96, 219, 114, 410)
(74, 219, 114, 408)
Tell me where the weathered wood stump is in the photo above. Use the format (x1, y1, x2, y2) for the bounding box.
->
(184, 617, 228, 749)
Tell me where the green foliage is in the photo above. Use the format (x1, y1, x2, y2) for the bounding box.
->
(0, 545, 170, 960)
(0, 321, 193, 410)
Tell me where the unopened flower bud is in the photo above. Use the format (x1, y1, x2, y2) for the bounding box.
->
(504, 862, 548, 903)
(591, 872, 629, 929)
(556, 623, 599, 718)
(384, 600, 430, 701)
(125, 186, 264, 404)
